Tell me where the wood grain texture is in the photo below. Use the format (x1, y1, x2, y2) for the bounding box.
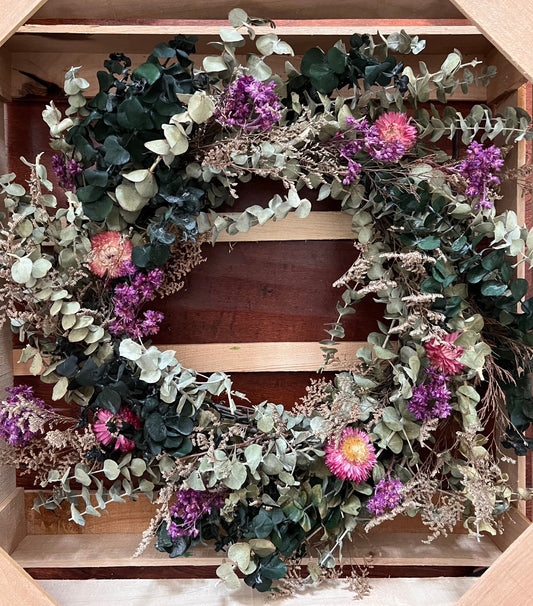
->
(456, 522, 533, 606)
(21, 490, 469, 536)
(11, 531, 502, 569)
(0, 488, 26, 552)
(486, 48, 527, 105)
(0, 0, 49, 47)
(16, 19, 480, 37)
(450, 0, 533, 82)
(32, 0, 466, 20)
(0, 547, 59, 606)
(13, 342, 363, 375)
(36, 577, 477, 606)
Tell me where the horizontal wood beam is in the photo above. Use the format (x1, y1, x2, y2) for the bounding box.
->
(13, 341, 362, 375)
(12, 531, 502, 569)
(215, 212, 354, 242)
(18, 18, 480, 36)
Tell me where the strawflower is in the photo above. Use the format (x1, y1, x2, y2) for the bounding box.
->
(367, 477, 403, 516)
(0, 385, 50, 447)
(167, 489, 226, 539)
(92, 406, 141, 452)
(89, 231, 134, 279)
(364, 112, 417, 162)
(324, 427, 377, 483)
(425, 333, 464, 375)
(214, 74, 282, 132)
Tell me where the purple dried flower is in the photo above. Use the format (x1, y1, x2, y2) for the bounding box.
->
(214, 75, 282, 132)
(458, 141, 504, 210)
(109, 268, 164, 339)
(0, 385, 49, 447)
(52, 153, 82, 190)
(407, 367, 452, 421)
(367, 477, 403, 516)
(167, 489, 225, 539)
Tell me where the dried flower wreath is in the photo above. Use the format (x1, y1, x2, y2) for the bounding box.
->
(1, 8, 533, 597)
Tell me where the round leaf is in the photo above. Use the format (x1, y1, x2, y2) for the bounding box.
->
(11, 257, 33, 284)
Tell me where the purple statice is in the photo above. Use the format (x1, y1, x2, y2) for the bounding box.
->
(458, 141, 504, 209)
(0, 385, 49, 447)
(109, 268, 164, 339)
(367, 477, 403, 516)
(407, 367, 452, 421)
(214, 75, 282, 132)
(51, 153, 82, 190)
(167, 489, 225, 539)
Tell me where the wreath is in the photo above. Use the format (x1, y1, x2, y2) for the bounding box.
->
(2, 8, 533, 597)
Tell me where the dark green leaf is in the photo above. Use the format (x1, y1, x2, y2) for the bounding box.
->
(417, 235, 440, 250)
(481, 281, 507, 297)
(132, 62, 161, 85)
(95, 387, 121, 414)
(83, 196, 114, 222)
(145, 412, 167, 442)
(103, 135, 130, 166)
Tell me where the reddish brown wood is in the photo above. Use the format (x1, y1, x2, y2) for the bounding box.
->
(24, 565, 483, 580)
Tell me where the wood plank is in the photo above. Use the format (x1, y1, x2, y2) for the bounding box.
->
(36, 577, 477, 605)
(0, 547, 59, 606)
(490, 507, 531, 553)
(486, 48, 527, 105)
(450, 0, 533, 83)
(13, 341, 362, 375)
(0, 488, 26, 553)
(456, 522, 533, 606)
(0, 0, 49, 48)
(21, 490, 469, 536)
(32, 0, 466, 21)
(215, 212, 353, 241)
(16, 19, 481, 37)
(11, 531, 503, 569)
(0, 49, 12, 102)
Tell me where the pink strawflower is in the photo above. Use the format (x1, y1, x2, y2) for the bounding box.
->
(88, 231, 133, 279)
(324, 427, 377, 483)
(365, 112, 418, 162)
(92, 406, 141, 452)
(425, 332, 464, 375)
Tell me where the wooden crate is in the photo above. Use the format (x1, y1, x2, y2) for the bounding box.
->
(0, 1, 532, 604)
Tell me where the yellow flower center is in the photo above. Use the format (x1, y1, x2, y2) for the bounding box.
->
(341, 436, 369, 463)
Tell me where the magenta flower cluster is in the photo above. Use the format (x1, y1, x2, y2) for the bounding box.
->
(214, 75, 282, 132)
(167, 489, 225, 539)
(407, 367, 452, 421)
(109, 267, 164, 339)
(51, 153, 82, 190)
(0, 385, 48, 447)
(336, 113, 418, 184)
(458, 141, 504, 209)
(367, 477, 403, 516)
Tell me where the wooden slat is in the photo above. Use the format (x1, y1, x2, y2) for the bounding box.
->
(456, 522, 533, 605)
(36, 577, 477, 606)
(0, 547, 59, 606)
(31, 0, 466, 21)
(16, 19, 481, 36)
(450, 0, 533, 83)
(486, 48, 527, 105)
(12, 531, 503, 569)
(215, 212, 353, 242)
(13, 342, 362, 375)
(0, 488, 27, 553)
(21, 490, 469, 536)
(0, 0, 49, 47)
